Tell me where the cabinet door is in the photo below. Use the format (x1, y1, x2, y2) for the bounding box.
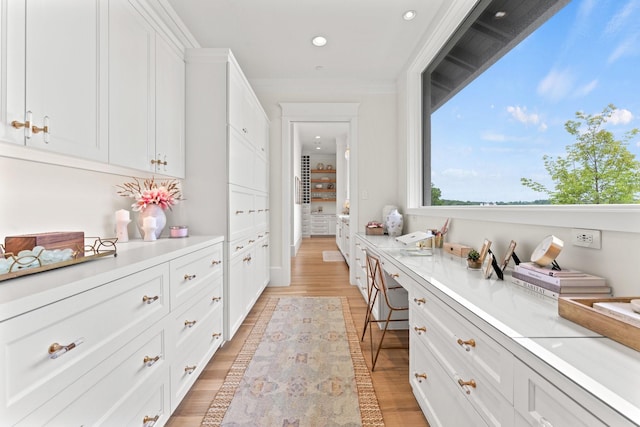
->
(108, 0, 155, 172)
(155, 32, 185, 178)
(0, 0, 26, 145)
(228, 250, 253, 339)
(24, 0, 106, 160)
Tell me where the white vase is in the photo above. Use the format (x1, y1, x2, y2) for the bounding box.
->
(382, 204, 398, 233)
(385, 208, 403, 237)
(136, 204, 167, 239)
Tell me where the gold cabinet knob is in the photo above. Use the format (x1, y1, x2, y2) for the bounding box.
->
(457, 338, 476, 349)
(143, 355, 160, 367)
(142, 295, 159, 304)
(211, 259, 222, 265)
(243, 255, 252, 262)
(413, 326, 427, 334)
(458, 378, 477, 394)
(413, 297, 426, 305)
(184, 365, 197, 374)
(414, 372, 428, 382)
(184, 273, 197, 281)
(184, 320, 197, 328)
(212, 332, 222, 339)
(48, 338, 84, 359)
(212, 296, 222, 303)
(391, 273, 400, 278)
(143, 415, 159, 426)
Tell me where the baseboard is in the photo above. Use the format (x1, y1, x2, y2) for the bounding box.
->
(267, 266, 289, 287)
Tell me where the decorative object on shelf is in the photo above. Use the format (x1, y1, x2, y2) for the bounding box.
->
(478, 238, 491, 264)
(381, 205, 398, 233)
(365, 221, 384, 235)
(385, 208, 403, 237)
(500, 240, 518, 271)
(315, 184, 323, 189)
(142, 215, 158, 241)
(327, 183, 335, 189)
(4, 231, 85, 256)
(467, 249, 482, 269)
(170, 226, 189, 238)
(115, 209, 131, 242)
(326, 164, 333, 170)
(316, 162, 325, 170)
(0, 237, 117, 282)
(117, 176, 183, 239)
(531, 235, 563, 268)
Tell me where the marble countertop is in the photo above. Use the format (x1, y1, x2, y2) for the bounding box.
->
(0, 236, 224, 322)
(357, 233, 640, 425)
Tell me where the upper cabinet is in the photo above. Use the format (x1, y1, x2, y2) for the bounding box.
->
(108, 0, 185, 178)
(0, 0, 186, 177)
(1, 0, 107, 161)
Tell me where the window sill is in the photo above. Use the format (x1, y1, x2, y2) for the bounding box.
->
(406, 205, 640, 233)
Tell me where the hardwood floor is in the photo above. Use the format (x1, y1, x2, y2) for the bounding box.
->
(167, 236, 429, 427)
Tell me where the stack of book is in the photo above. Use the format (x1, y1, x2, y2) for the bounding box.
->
(511, 262, 611, 299)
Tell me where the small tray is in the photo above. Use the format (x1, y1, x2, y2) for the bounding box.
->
(558, 296, 640, 352)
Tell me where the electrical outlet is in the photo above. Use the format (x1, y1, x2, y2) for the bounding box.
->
(571, 228, 601, 249)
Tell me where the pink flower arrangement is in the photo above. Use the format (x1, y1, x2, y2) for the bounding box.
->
(117, 177, 183, 211)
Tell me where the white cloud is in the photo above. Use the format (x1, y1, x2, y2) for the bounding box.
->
(608, 36, 639, 64)
(605, 1, 638, 35)
(507, 105, 539, 125)
(538, 122, 548, 132)
(537, 69, 574, 101)
(481, 132, 507, 142)
(607, 108, 634, 125)
(441, 168, 478, 179)
(575, 79, 598, 97)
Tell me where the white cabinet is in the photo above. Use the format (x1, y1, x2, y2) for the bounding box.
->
(0, 237, 224, 426)
(185, 49, 269, 340)
(108, 0, 185, 178)
(1, 0, 107, 160)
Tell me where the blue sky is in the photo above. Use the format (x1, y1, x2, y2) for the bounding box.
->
(431, 0, 640, 203)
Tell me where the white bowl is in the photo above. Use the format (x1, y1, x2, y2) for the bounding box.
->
(630, 299, 640, 314)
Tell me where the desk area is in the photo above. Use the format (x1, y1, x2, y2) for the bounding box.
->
(355, 233, 640, 427)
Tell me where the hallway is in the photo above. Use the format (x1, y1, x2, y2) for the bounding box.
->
(168, 237, 428, 426)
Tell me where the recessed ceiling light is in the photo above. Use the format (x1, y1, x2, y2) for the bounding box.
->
(312, 36, 327, 47)
(316, 146, 321, 150)
(315, 65, 324, 71)
(315, 136, 321, 139)
(494, 11, 507, 19)
(403, 10, 417, 21)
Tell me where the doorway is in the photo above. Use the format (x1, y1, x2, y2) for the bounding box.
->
(280, 103, 360, 287)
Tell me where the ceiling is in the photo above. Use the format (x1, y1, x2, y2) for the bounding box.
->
(295, 122, 350, 154)
(165, 0, 447, 83)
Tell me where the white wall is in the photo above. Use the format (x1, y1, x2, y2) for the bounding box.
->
(292, 125, 302, 252)
(253, 84, 400, 284)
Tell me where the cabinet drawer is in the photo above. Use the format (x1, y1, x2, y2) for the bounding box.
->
(172, 275, 223, 349)
(170, 243, 223, 308)
(514, 360, 606, 427)
(410, 286, 514, 403)
(229, 184, 255, 240)
(411, 336, 490, 427)
(0, 264, 169, 424)
(18, 324, 169, 427)
(380, 256, 418, 294)
(171, 308, 224, 411)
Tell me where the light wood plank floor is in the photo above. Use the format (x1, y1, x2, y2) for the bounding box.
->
(167, 237, 429, 427)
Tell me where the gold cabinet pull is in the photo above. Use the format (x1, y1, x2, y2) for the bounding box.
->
(248, 209, 255, 213)
(413, 326, 427, 334)
(235, 210, 244, 214)
(142, 295, 159, 304)
(457, 338, 476, 350)
(212, 332, 222, 339)
(458, 378, 477, 394)
(391, 273, 400, 278)
(48, 338, 84, 359)
(413, 297, 426, 305)
(32, 116, 51, 142)
(184, 320, 197, 328)
(150, 158, 167, 166)
(262, 244, 269, 247)
(12, 111, 33, 137)
(243, 255, 252, 262)
(212, 296, 222, 302)
(414, 372, 428, 382)
(143, 355, 160, 367)
(248, 239, 255, 243)
(235, 245, 244, 251)
(143, 414, 159, 426)
(11, 119, 29, 129)
(184, 273, 197, 281)
(211, 259, 222, 265)
(184, 365, 197, 374)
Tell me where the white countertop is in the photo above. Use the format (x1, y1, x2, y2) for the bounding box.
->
(357, 233, 640, 425)
(0, 236, 224, 322)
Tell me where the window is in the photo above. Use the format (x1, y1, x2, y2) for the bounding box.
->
(423, 0, 640, 206)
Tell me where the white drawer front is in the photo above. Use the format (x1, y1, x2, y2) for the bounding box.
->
(18, 325, 169, 427)
(380, 256, 419, 294)
(411, 336, 490, 427)
(170, 243, 223, 308)
(514, 360, 607, 427)
(0, 264, 169, 424)
(172, 275, 224, 349)
(171, 307, 224, 411)
(410, 286, 514, 403)
(229, 185, 255, 240)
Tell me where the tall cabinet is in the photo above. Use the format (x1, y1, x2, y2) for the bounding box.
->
(184, 49, 270, 340)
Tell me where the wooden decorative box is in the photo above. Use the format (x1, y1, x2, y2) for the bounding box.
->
(443, 243, 471, 258)
(558, 296, 640, 352)
(366, 227, 384, 235)
(4, 232, 85, 256)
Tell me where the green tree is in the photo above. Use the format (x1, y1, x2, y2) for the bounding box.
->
(431, 182, 443, 205)
(521, 104, 640, 204)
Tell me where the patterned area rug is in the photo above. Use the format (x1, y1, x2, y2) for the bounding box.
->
(201, 297, 384, 427)
(322, 251, 344, 262)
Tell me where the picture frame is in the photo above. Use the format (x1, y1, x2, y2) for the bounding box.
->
(500, 240, 517, 272)
(478, 238, 491, 265)
(484, 252, 494, 279)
